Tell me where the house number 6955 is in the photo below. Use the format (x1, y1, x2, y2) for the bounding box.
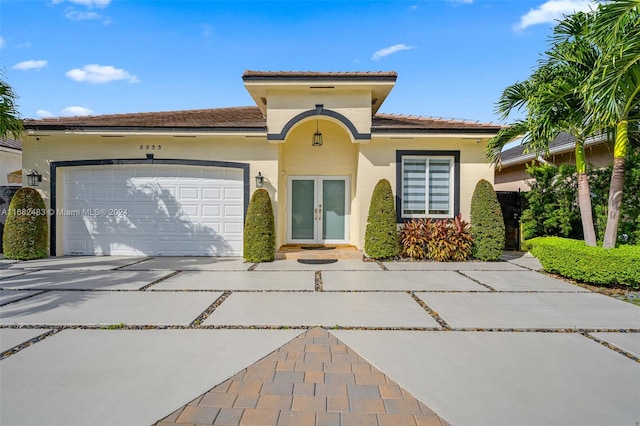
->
(139, 145, 162, 150)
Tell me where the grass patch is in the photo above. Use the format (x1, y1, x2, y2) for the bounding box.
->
(528, 237, 640, 288)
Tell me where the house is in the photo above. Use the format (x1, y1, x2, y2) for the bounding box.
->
(493, 132, 612, 250)
(0, 138, 23, 252)
(494, 132, 612, 192)
(22, 71, 501, 257)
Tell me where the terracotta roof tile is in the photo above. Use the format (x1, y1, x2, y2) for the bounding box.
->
(0, 138, 22, 151)
(24, 106, 500, 133)
(372, 113, 502, 132)
(23, 107, 266, 131)
(242, 70, 398, 81)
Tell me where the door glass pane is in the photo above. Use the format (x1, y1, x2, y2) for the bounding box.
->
(322, 179, 345, 240)
(291, 180, 315, 240)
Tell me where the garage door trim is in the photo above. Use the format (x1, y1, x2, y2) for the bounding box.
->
(50, 158, 250, 256)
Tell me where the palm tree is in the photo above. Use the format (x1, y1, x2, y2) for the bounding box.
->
(0, 75, 23, 140)
(585, 0, 640, 248)
(487, 12, 599, 246)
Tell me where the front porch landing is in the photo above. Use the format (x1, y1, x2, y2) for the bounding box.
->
(275, 244, 362, 260)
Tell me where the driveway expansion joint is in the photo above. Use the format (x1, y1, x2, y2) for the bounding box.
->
(112, 257, 153, 270)
(583, 332, 640, 363)
(139, 271, 181, 291)
(408, 292, 451, 330)
(190, 291, 232, 326)
(0, 328, 62, 360)
(457, 270, 498, 291)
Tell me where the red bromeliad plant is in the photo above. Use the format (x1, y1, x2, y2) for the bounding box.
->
(400, 214, 473, 262)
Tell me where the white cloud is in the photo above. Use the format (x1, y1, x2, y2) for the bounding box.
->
(53, 0, 111, 8)
(371, 44, 414, 61)
(36, 109, 54, 118)
(66, 64, 139, 84)
(0, 37, 5, 48)
(448, 0, 473, 4)
(65, 9, 101, 20)
(61, 106, 94, 116)
(13, 60, 48, 70)
(515, 0, 595, 30)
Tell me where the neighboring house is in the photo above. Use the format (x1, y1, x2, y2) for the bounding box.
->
(22, 71, 501, 257)
(0, 138, 23, 252)
(494, 132, 612, 192)
(493, 132, 612, 250)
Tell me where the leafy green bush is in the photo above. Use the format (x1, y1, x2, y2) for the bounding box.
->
(470, 179, 505, 261)
(243, 189, 275, 262)
(521, 163, 581, 240)
(364, 179, 399, 259)
(522, 147, 640, 245)
(529, 237, 640, 288)
(400, 215, 473, 262)
(2, 187, 48, 260)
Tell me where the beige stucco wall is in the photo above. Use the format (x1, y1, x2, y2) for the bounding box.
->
(0, 149, 22, 186)
(278, 118, 359, 247)
(356, 136, 495, 249)
(264, 89, 372, 139)
(21, 133, 278, 256)
(23, 127, 496, 255)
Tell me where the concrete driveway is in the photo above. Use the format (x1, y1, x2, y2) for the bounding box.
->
(0, 254, 638, 426)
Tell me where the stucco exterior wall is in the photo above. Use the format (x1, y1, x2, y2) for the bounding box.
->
(267, 90, 372, 138)
(356, 137, 494, 249)
(21, 133, 278, 256)
(0, 149, 22, 186)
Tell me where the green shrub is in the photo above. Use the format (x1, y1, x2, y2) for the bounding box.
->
(243, 189, 275, 262)
(2, 187, 48, 260)
(364, 179, 399, 259)
(529, 237, 640, 288)
(521, 147, 640, 245)
(470, 179, 505, 261)
(400, 215, 473, 262)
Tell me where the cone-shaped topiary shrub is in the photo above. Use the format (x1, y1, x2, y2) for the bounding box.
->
(3, 187, 48, 260)
(365, 179, 399, 259)
(470, 179, 505, 261)
(243, 188, 275, 262)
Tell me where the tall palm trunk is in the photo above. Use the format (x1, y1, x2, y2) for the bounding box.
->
(603, 120, 628, 248)
(575, 141, 597, 246)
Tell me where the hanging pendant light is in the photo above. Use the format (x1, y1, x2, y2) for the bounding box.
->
(312, 120, 323, 147)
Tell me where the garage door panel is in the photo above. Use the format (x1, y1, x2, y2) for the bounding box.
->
(224, 188, 243, 200)
(63, 165, 244, 256)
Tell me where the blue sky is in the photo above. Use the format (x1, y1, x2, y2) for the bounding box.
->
(1, 0, 597, 124)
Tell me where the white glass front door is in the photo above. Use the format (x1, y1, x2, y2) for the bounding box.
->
(288, 176, 349, 244)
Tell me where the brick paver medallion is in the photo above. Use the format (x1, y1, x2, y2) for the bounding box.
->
(155, 328, 449, 426)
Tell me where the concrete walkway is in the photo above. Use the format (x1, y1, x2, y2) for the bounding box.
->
(1, 253, 638, 425)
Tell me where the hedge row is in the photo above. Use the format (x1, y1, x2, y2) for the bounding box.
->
(528, 237, 640, 288)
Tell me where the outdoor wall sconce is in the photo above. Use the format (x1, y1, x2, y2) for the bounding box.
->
(312, 120, 323, 147)
(26, 170, 42, 186)
(255, 171, 264, 188)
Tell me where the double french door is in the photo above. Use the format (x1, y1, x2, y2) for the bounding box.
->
(288, 176, 350, 244)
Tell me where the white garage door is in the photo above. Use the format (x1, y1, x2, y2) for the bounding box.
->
(63, 165, 244, 256)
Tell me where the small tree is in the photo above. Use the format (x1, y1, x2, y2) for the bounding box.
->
(364, 179, 399, 259)
(470, 179, 505, 261)
(243, 189, 275, 262)
(3, 188, 48, 260)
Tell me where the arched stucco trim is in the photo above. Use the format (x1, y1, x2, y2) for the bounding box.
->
(267, 104, 371, 142)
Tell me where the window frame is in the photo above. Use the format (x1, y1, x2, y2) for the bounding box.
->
(395, 150, 460, 222)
